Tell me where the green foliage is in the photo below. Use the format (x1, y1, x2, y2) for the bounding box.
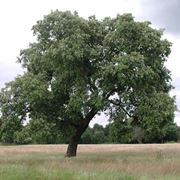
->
(80, 124, 108, 144)
(0, 117, 22, 143)
(27, 118, 66, 144)
(14, 127, 32, 144)
(13, 119, 67, 145)
(109, 119, 133, 143)
(137, 93, 176, 143)
(91, 124, 107, 143)
(80, 127, 93, 144)
(161, 122, 179, 142)
(177, 127, 180, 141)
(0, 11, 176, 149)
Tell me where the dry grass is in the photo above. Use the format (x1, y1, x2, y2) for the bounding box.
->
(1, 143, 180, 155)
(0, 144, 180, 179)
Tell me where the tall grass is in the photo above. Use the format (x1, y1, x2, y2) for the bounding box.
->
(0, 144, 180, 179)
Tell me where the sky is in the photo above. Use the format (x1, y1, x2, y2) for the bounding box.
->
(0, 0, 180, 126)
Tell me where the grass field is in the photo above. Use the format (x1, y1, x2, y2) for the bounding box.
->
(0, 144, 180, 180)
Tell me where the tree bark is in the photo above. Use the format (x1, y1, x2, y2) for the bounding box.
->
(65, 123, 88, 157)
(65, 108, 98, 157)
(65, 133, 81, 157)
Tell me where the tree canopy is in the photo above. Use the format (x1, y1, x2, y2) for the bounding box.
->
(0, 11, 175, 157)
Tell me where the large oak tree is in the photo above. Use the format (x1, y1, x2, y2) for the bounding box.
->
(0, 11, 175, 157)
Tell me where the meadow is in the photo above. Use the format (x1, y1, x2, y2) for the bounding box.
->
(0, 144, 180, 180)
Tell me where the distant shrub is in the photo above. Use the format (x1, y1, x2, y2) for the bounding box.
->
(14, 129, 32, 144)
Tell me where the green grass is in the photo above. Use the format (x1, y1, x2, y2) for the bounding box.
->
(0, 145, 180, 179)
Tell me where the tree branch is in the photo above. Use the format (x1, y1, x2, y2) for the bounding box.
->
(104, 88, 118, 99)
(109, 99, 132, 118)
(84, 107, 98, 126)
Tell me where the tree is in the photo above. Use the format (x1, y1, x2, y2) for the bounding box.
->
(27, 118, 64, 144)
(0, 11, 174, 157)
(91, 124, 107, 143)
(162, 122, 178, 142)
(80, 124, 108, 144)
(80, 127, 93, 144)
(14, 125, 32, 144)
(0, 81, 24, 143)
(109, 117, 133, 143)
(109, 93, 176, 143)
(136, 93, 176, 143)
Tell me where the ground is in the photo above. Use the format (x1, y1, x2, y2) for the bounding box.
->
(0, 144, 180, 179)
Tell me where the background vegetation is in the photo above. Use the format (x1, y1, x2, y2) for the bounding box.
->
(0, 120, 179, 145)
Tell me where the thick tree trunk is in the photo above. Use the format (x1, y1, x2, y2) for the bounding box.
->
(65, 122, 90, 157)
(65, 134, 80, 157)
(65, 108, 98, 157)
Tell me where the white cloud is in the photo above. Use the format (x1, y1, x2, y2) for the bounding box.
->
(0, 62, 23, 88)
(166, 40, 180, 80)
(175, 112, 180, 126)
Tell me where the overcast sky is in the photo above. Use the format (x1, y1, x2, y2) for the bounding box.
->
(0, 0, 180, 126)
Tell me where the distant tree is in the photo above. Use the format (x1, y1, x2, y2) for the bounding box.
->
(162, 122, 178, 142)
(14, 125, 32, 144)
(109, 117, 133, 143)
(177, 127, 180, 141)
(132, 126, 145, 143)
(110, 93, 176, 143)
(80, 127, 93, 144)
(13, 119, 67, 145)
(104, 124, 111, 143)
(0, 118, 22, 143)
(136, 93, 176, 143)
(0, 11, 174, 156)
(0, 83, 23, 143)
(27, 118, 64, 144)
(80, 124, 108, 144)
(91, 124, 107, 143)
